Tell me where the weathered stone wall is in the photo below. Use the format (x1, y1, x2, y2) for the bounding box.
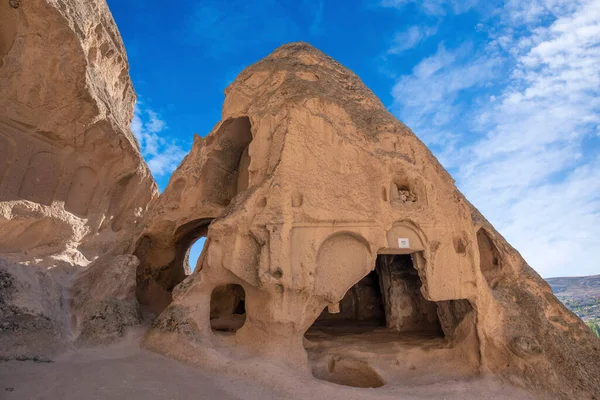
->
(1, 1, 597, 393)
(140, 43, 599, 399)
(0, 0, 157, 356)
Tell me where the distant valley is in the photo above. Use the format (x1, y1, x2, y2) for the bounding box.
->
(546, 275, 600, 336)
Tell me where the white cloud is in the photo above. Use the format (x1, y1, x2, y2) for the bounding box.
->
(501, 0, 582, 25)
(145, 110, 167, 133)
(381, 0, 478, 16)
(132, 104, 187, 180)
(391, 43, 501, 146)
(146, 144, 188, 177)
(390, 0, 600, 277)
(388, 25, 438, 54)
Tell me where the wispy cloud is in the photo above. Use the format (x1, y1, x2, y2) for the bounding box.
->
(381, 0, 478, 16)
(132, 104, 187, 180)
(389, 0, 600, 277)
(391, 42, 502, 148)
(388, 25, 438, 54)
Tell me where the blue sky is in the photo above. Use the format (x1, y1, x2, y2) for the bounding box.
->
(107, 0, 600, 278)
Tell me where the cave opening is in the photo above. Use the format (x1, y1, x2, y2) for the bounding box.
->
(205, 116, 253, 205)
(135, 116, 253, 315)
(376, 254, 443, 336)
(210, 284, 246, 333)
(311, 269, 386, 331)
(305, 252, 448, 388)
(134, 218, 213, 314)
(308, 253, 443, 337)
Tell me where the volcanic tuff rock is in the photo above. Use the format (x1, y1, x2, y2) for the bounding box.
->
(0, 0, 156, 356)
(0, 0, 598, 398)
(69, 255, 142, 345)
(138, 42, 600, 398)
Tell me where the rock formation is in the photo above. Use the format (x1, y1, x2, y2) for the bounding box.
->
(138, 43, 600, 398)
(0, 0, 598, 398)
(0, 0, 156, 356)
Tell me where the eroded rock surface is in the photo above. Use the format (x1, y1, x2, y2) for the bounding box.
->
(0, 0, 156, 356)
(139, 43, 600, 399)
(70, 255, 142, 345)
(0, 258, 63, 358)
(0, 0, 598, 396)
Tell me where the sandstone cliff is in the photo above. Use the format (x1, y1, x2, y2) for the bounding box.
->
(138, 43, 600, 399)
(0, 0, 157, 355)
(1, 0, 598, 397)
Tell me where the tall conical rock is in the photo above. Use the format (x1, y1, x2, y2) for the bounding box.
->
(138, 43, 599, 398)
(0, 0, 157, 356)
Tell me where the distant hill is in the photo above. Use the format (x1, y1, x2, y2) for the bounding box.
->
(547, 275, 600, 298)
(547, 275, 600, 337)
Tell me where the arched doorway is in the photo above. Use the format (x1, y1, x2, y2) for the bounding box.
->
(135, 116, 255, 314)
(308, 252, 442, 336)
(135, 219, 213, 314)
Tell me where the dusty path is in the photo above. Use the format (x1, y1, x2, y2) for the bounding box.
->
(0, 347, 279, 400)
(0, 333, 538, 400)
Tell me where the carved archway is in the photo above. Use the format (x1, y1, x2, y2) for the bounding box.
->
(134, 117, 255, 314)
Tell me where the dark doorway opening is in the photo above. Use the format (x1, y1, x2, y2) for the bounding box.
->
(306, 253, 477, 388)
(309, 253, 442, 336)
(376, 254, 443, 335)
(312, 270, 386, 331)
(210, 284, 246, 333)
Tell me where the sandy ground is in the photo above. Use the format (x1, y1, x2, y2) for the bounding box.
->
(0, 329, 539, 400)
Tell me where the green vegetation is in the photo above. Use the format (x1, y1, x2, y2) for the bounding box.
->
(547, 276, 600, 338)
(555, 296, 600, 338)
(558, 296, 600, 321)
(586, 320, 600, 338)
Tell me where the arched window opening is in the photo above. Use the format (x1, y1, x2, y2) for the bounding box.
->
(186, 237, 206, 274)
(210, 284, 246, 333)
(134, 219, 213, 314)
(218, 117, 252, 198)
(172, 219, 212, 281)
